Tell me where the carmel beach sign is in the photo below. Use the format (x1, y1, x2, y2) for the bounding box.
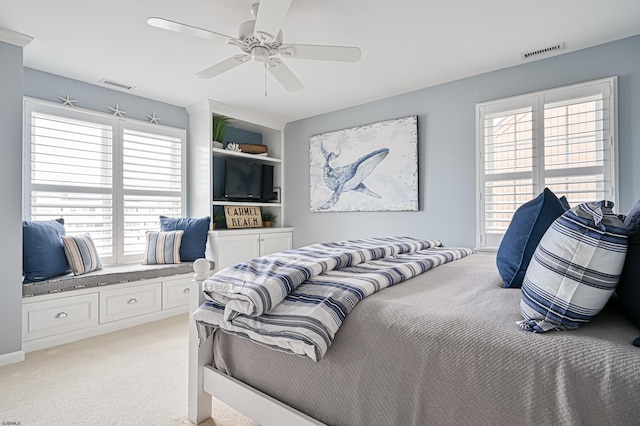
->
(224, 205, 263, 229)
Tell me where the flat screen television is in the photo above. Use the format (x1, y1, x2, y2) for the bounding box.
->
(224, 158, 274, 202)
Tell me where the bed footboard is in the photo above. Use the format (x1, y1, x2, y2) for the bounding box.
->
(202, 366, 324, 425)
(188, 259, 213, 423)
(188, 259, 324, 426)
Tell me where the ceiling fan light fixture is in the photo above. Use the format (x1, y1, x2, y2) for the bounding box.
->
(251, 46, 270, 63)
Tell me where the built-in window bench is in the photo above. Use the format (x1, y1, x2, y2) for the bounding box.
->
(22, 262, 199, 352)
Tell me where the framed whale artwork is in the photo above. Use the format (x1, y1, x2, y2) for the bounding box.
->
(309, 116, 418, 212)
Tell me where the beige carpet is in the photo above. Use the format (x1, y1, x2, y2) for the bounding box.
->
(0, 314, 258, 426)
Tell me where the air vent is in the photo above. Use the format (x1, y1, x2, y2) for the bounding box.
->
(520, 42, 565, 60)
(99, 79, 133, 90)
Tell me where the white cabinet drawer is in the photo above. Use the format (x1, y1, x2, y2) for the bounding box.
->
(23, 293, 99, 341)
(163, 277, 192, 310)
(99, 282, 161, 323)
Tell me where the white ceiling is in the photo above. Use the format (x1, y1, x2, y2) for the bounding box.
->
(1, 0, 639, 123)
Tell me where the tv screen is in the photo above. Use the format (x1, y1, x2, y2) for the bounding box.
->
(224, 159, 274, 201)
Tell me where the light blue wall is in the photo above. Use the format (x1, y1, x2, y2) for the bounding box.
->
(284, 35, 640, 249)
(23, 68, 189, 129)
(0, 41, 26, 357)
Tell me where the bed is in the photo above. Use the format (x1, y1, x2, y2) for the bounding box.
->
(187, 239, 640, 426)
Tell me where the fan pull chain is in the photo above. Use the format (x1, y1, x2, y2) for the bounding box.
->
(264, 64, 268, 97)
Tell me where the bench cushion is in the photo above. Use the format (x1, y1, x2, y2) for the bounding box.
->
(22, 262, 197, 297)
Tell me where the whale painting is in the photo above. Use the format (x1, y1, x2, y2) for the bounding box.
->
(310, 116, 418, 212)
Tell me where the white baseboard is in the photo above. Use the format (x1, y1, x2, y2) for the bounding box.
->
(0, 349, 25, 367)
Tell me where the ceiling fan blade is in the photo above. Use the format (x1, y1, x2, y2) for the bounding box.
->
(267, 58, 303, 92)
(197, 55, 250, 79)
(254, 0, 292, 41)
(147, 17, 233, 41)
(281, 44, 362, 62)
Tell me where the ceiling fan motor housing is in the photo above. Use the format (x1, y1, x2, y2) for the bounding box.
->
(238, 20, 283, 55)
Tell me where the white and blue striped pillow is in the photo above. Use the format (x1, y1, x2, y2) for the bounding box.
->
(143, 230, 184, 265)
(518, 201, 628, 332)
(62, 234, 102, 275)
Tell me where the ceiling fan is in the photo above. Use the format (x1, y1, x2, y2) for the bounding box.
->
(147, 0, 362, 92)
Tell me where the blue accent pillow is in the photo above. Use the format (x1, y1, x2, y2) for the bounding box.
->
(23, 218, 70, 282)
(617, 198, 640, 329)
(160, 216, 210, 261)
(496, 188, 568, 288)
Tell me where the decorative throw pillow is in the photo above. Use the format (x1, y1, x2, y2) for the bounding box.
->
(62, 234, 102, 275)
(22, 218, 70, 282)
(142, 230, 184, 265)
(496, 188, 569, 288)
(159, 216, 210, 261)
(518, 201, 628, 332)
(616, 198, 640, 329)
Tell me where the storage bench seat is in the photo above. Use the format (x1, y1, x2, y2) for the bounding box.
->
(22, 262, 197, 297)
(21, 262, 205, 353)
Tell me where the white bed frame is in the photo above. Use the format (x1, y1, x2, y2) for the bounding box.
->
(187, 259, 325, 425)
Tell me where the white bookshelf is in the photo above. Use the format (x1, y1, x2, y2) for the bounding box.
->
(186, 100, 286, 229)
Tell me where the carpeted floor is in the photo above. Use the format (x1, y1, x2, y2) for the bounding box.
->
(0, 314, 257, 426)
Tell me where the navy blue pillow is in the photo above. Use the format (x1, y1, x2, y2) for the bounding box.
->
(23, 218, 70, 282)
(559, 196, 571, 211)
(159, 216, 210, 261)
(617, 198, 640, 329)
(496, 188, 568, 288)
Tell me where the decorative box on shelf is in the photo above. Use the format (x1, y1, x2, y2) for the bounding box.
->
(238, 143, 268, 155)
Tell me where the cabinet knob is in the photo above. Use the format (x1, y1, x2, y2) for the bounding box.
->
(183, 288, 191, 294)
(55, 312, 68, 319)
(127, 298, 138, 304)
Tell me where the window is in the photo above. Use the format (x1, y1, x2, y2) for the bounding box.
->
(24, 99, 186, 264)
(476, 77, 617, 249)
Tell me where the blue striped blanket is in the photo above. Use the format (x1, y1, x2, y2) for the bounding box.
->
(194, 237, 472, 361)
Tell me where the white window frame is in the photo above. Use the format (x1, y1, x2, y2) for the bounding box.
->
(476, 77, 618, 251)
(23, 98, 187, 264)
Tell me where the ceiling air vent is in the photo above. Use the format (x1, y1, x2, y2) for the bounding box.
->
(99, 78, 133, 90)
(520, 42, 565, 60)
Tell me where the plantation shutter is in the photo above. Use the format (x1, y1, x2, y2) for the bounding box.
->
(477, 77, 616, 249)
(121, 124, 184, 260)
(542, 88, 612, 206)
(27, 107, 114, 261)
(480, 104, 535, 248)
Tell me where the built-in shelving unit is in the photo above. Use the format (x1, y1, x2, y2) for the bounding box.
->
(186, 99, 286, 230)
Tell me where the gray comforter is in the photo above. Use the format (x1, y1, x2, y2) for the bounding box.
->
(212, 254, 640, 425)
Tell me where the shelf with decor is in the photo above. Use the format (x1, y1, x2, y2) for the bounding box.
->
(186, 99, 288, 238)
(211, 147, 282, 163)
